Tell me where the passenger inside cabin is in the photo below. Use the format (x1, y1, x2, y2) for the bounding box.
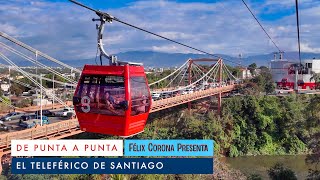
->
(134, 96, 148, 115)
(104, 92, 116, 110)
(102, 92, 127, 115)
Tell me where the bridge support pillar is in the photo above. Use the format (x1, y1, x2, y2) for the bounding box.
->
(188, 102, 191, 113)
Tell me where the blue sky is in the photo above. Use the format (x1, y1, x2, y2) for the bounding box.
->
(1, 0, 320, 61)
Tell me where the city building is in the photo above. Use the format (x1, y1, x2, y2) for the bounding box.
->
(239, 67, 252, 79)
(270, 55, 320, 90)
(0, 83, 10, 92)
(32, 98, 52, 106)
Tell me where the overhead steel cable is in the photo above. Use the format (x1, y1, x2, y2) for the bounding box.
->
(113, 18, 240, 66)
(113, 17, 221, 58)
(295, 0, 302, 65)
(69, 0, 241, 66)
(0, 32, 81, 74)
(241, 0, 282, 53)
(0, 53, 68, 107)
(0, 42, 77, 84)
(149, 59, 190, 86)
(0, 63, 76, 87)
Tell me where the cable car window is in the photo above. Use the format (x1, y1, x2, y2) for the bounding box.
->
(104, 76, 124, 84)
(130, 76, 150, 116)
(83, 76, 91, 84)
(75, 75, 126, 116)
(99, 76, 126, 116)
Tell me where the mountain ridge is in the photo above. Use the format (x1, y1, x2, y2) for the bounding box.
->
(12, 51, 320, 68)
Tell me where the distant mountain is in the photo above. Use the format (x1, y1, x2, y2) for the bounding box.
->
(12, 51, 320, 68)
(115, 51, 239, 67)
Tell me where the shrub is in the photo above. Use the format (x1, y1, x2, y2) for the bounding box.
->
(267, 163, 297, 180)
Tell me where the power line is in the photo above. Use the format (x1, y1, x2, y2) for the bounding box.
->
(295, 0, 302, 65)
(69, 0, 241, 66)
(113, 19, 240, 65)
(241, 0, 282, 53)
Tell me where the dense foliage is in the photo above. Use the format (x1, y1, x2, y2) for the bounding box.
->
(124, 94, 317, 158)
(250, 67, 275, 94)
(267, 163, 297, 180)
(221, 95, 314, 157)
(305, 96, 320, 179)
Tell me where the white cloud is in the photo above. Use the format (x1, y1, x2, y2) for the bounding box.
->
(300, 43, 320, 53)
(0, 0, 319, 63)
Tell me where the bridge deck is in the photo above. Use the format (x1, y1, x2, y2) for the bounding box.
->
(151, 85, 235, 112)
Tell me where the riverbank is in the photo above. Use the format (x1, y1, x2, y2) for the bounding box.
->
(224, 155, 312, 179)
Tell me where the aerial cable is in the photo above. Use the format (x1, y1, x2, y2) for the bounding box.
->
(191, 64, 202, 81)
(0, 42, 77, 84)
(0, 53, 68, 107)
(0, 32, 81, 73)
(69, 0, 241, 66)
(165, 66, 186, 88)
(149, 59, 190, 86)
(152, 62, 219, 94)
(241, 0, 282, 53)
(295, 0, 302, 65)
(223, 63, 238, 80)
(177, 66, 189, 87)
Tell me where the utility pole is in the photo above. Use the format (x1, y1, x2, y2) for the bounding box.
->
(64, 83, 66, 101)
(40, 74, 43, 127)
(8, 66, 11, 105)
(52, 74, 54, 109)
(71, 69, 73, 92)
(238, 53, 242, 79)
(35, 51, 39, 104)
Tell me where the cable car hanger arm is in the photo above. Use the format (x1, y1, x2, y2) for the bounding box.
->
(69, 0, 143, 66)
(69, 0, 114, 65)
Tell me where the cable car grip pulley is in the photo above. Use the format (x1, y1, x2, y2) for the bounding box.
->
(69, 0, 120, 66)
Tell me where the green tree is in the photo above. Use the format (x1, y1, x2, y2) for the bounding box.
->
(310, 71, 320, 82)
(247, 173, 263, 180)
(305, 95, 320, 179)
(248, 63, 257, 75)
(10, 83, 24, 96)
(44, 73, 68, 88)
(250, 68, 275, 94)
(310, 71, 320, 89)
(267, 163, 297, 180)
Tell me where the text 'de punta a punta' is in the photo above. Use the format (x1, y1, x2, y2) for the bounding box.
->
(11, 140, 124, 156)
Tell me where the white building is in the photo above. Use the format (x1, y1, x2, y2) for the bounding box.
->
(270, 58, 320, 90)
(33, 98, 52, 106)
(0, 83, 10, 92)
(240, 68, 252, 79)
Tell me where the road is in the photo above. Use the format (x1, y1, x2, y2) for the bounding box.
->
(0, 108, 72, 135)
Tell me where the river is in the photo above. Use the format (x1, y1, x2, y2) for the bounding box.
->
(225, 155, 313, 179)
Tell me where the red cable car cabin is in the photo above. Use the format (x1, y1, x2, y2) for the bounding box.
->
(73, 64, 152, 137)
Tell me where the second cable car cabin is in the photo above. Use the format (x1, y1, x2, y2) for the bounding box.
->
(73, 64, 151, 137)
